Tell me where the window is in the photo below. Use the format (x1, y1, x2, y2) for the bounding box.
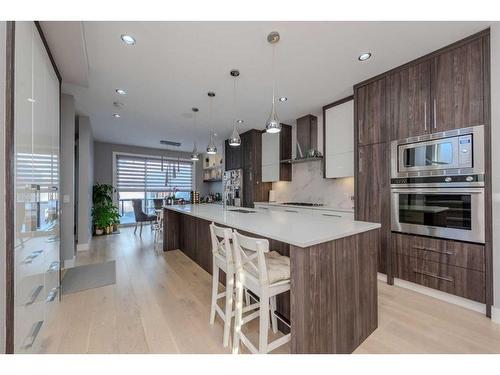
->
(115, 154, 193, 224)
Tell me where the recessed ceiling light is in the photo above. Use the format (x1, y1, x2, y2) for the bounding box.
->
(358, 52, 371, 61)
(236, 120, 244, 124)
(116, 88, 127, 96)
(112, 113, 121, 118)
(279, 97, 287, 102)
(120, 34, 136, 45)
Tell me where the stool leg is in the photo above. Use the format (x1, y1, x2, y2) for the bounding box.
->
(244, 289, 251, 306)
(232, 272, 244, 354)
(223, 272, 234, 347)
(134, 222, 138, 234)
(259, 290, 270, 354)
(270, 295, 278, 334)
(209, 264, 219, 325)
(140, 221, 143, 236)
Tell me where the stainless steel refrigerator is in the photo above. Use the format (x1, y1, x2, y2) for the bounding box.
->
(223, 169, 243, 207)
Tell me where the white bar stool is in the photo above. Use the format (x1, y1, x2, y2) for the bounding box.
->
(209, 222, 236, 347)
(232, 230, 291, 354)
(153, 209, 164, 253)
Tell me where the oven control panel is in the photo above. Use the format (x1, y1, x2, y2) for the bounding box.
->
(458, 134, 472, 166)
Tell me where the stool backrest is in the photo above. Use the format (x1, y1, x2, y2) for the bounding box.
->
(232, 230, 270, 286)
(209, 222, 233, 264)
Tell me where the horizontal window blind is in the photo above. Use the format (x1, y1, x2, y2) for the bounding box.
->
(16, 152, 59, 191)
(116, 154, 193, 192)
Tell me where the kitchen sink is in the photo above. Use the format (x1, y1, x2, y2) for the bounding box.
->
(228, 209, 256, 214)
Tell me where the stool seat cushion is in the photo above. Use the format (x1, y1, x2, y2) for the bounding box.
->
(243, 251, 290, 285)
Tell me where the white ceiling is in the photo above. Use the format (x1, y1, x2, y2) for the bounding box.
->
(41, 21, 491, 152)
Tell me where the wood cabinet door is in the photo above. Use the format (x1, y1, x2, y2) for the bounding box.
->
(356, 143, 390, 273)
(432, 37, 485, 132)
(224, 139, 233, 171)
(356, 78, 387, 146)
(388, 60, 431, 140)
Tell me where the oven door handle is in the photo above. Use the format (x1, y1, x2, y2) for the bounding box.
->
(391, 188, 484, 194)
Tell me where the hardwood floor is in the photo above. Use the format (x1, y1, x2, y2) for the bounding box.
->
(39, 226, 500, 354)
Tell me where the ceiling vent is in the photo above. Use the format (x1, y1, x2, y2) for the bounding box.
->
(160, 140, 182, 147)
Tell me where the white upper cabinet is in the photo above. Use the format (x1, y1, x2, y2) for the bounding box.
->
(261, 132, 280, 182)
(324, 99, 354, 178)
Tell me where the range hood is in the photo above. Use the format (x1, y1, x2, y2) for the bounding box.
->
(284, 114, 323, 164)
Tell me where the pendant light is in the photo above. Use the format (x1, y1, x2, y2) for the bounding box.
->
(265, 31, 281, 134)
(228, 69, 241, 147)
(206, 133, 217, 155)
(206, 92, 217, 154)
(190, 107, 200, 161)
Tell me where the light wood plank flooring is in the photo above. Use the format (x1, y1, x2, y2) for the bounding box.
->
(39, 226, 500, 354)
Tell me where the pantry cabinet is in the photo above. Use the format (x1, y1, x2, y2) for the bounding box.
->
(354, 29, 491, 309)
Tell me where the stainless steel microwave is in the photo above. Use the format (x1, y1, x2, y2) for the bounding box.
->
(391, 125, 485, 179)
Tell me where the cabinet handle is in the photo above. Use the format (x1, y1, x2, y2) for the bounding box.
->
(322, 213, 342, 218)
(284, 209, 299, 213)
(358, 155, 363, 173)
(424, 101, 427, 131)
(26, 285, 44, 305)
(413, 269, 454, 283)
(23, 249, 44, 264)
(412, 245, 453, 256)
(23, 320, 44, 349)
(46, 287, 59, 302)
(258, 207, 269, 210)
(433, 99, 437, 129)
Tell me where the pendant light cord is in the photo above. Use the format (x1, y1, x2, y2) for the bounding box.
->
(272, 44, 276, 105)
(233, 75, 237, 131)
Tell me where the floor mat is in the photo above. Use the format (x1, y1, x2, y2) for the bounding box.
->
(62, 260, 116, 295)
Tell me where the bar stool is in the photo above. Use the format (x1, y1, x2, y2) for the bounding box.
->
(231, 230, 291, 354)
(209, 222, 236, 347)
(153, 209, 164, 253)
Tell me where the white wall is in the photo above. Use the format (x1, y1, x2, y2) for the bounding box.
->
(77, 116, 94, 249)
(490, 23, 500, 323)
(271, 112, 355, 209)
(60, 94, 76, 262)
(0, 20, 7, 354)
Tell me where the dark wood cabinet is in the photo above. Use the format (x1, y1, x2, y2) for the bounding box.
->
(356, 78, 387, 146)
(224, 139, 242, 171)
(392, 233, 486, 303)
(225, 129, 272, 208)
(432, 36, 485, 132)
(392, 233, 485, 272)
(356, 143, 390, 275)
(388, 60, 431, 140)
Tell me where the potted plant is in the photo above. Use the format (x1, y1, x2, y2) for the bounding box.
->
(92, 183, 120, 236)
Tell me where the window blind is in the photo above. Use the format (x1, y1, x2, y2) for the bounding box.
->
(16, 152, 59, 190)
(116, 154, 193, 192)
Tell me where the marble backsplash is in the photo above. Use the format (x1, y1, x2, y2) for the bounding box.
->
(271, 161, 354, 210)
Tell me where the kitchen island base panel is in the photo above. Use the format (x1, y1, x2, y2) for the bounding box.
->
(290, 229, 379, 354)
(163, 207, 379, 353)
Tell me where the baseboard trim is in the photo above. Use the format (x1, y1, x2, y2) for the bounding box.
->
(492, 306, 500, 324)
(393, 277, 487, 315)
(63, 258, 75, 269)
(377, 272, 388, 282)
(76, 243, 89, 252)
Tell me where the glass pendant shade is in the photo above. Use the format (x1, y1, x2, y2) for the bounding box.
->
(206, 134, 217, 155)
(228, 125, 241, 146)
(265, 101, 281, 133)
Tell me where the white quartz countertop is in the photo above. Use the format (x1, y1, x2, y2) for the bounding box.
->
(164, 204, 379, 248)
(253, 202, 355, 213)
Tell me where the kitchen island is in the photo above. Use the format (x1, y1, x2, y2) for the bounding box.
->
(163, 204, 381, 353)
